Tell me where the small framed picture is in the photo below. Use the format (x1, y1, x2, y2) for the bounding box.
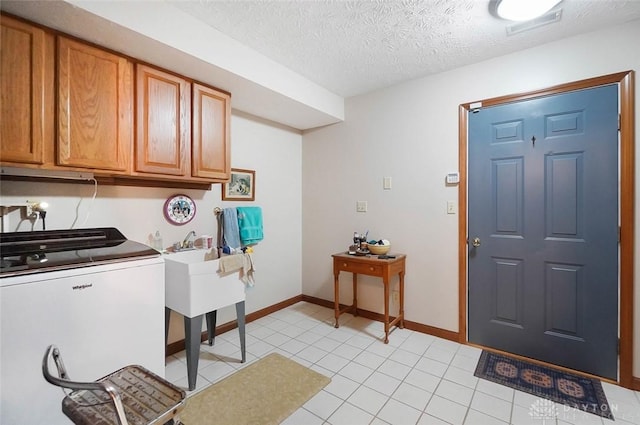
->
(222, 168, 255, 201)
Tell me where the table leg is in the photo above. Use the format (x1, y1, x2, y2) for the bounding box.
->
(184, 315, 203, 391)
(334, 272, 340, 328)
(352, 273, 358, 316)
(383, 277, 390, 344)
(399, 271, 405, 328)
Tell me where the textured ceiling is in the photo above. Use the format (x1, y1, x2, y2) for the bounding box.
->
(169, 0, 640, 97)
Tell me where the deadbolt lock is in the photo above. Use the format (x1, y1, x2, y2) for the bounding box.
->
(472, 237, 481, 247)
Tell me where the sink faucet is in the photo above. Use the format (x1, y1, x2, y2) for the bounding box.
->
(182, 231, 196, 249)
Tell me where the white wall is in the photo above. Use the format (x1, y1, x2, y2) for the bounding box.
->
(0, 111, 303, 343)
(302, 20, 640, 372)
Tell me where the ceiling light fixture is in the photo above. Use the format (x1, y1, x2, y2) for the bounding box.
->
(496, 0, 562, 21)
(505, 9, 562, 35)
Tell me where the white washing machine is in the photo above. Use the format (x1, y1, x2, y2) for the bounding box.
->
(0, 228, 165, 425)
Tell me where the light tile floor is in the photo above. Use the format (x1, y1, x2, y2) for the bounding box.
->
(165, 302, 640, 425)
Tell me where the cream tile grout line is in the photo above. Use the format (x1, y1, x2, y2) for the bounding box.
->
(166, 302, 640, 425)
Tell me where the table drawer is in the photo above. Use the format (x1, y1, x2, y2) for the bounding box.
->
(337, 261, 382, 276)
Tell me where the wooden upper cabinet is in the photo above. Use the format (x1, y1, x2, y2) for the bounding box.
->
(57, 37, 132, 172)
(192, 83, 231, 180)
(1, 14, 232, 187)
(0, 16, 53, 165)
(135, 64, 191, 176)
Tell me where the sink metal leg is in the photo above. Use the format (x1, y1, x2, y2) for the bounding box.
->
(184, 315, 203, 391)
(236, 301, 246, 363)
(164, 307, 171, 350)
(206, 310, 217, 346)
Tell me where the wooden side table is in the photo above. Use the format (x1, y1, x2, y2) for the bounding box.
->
(332, 252, 406, 343)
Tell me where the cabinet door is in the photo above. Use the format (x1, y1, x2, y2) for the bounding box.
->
(57, 37, 132, 171)
(135, 64, 191, 176)
(192, 83, 231, 179)
(0, 16, 53, 165)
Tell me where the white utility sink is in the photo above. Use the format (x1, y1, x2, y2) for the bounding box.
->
(163, 249, 247, 391)
(163, 250, 246, 318)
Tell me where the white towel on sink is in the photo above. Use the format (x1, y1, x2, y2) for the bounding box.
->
(218, 253, 255, 287)
(241, 253, 255, 287)
(218, 254, 243, 274)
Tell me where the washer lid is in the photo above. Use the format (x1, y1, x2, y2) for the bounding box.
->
(0, 227, 158, 277)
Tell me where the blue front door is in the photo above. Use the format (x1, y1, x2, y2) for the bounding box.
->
(467, 85, 619, 379)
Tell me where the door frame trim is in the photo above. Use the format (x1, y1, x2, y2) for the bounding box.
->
(458, 71, 635, 388)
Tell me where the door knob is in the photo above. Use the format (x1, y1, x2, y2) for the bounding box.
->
(472, 237, 481, 247)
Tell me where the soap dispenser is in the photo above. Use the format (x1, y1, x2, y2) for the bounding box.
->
(152, 231, 163, 251)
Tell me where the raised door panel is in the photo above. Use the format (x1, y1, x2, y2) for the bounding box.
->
(57, 37, 132, 172)
(0, 16, 53, 165)
(135, 64, 190, 176)
(192, 83, 230, 180)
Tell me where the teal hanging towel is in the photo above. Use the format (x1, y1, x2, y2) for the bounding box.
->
(236, 206, 264, 246)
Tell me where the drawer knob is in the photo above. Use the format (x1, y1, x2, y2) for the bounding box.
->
(343, 263, 347, 267)
(370, 267, 374, 271)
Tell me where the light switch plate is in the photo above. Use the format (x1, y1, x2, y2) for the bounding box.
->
(446, 172, 460, 184)
(447, 201, 457, 214)
(383, 177, 392, 190)
(356, 201, 367, 212)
